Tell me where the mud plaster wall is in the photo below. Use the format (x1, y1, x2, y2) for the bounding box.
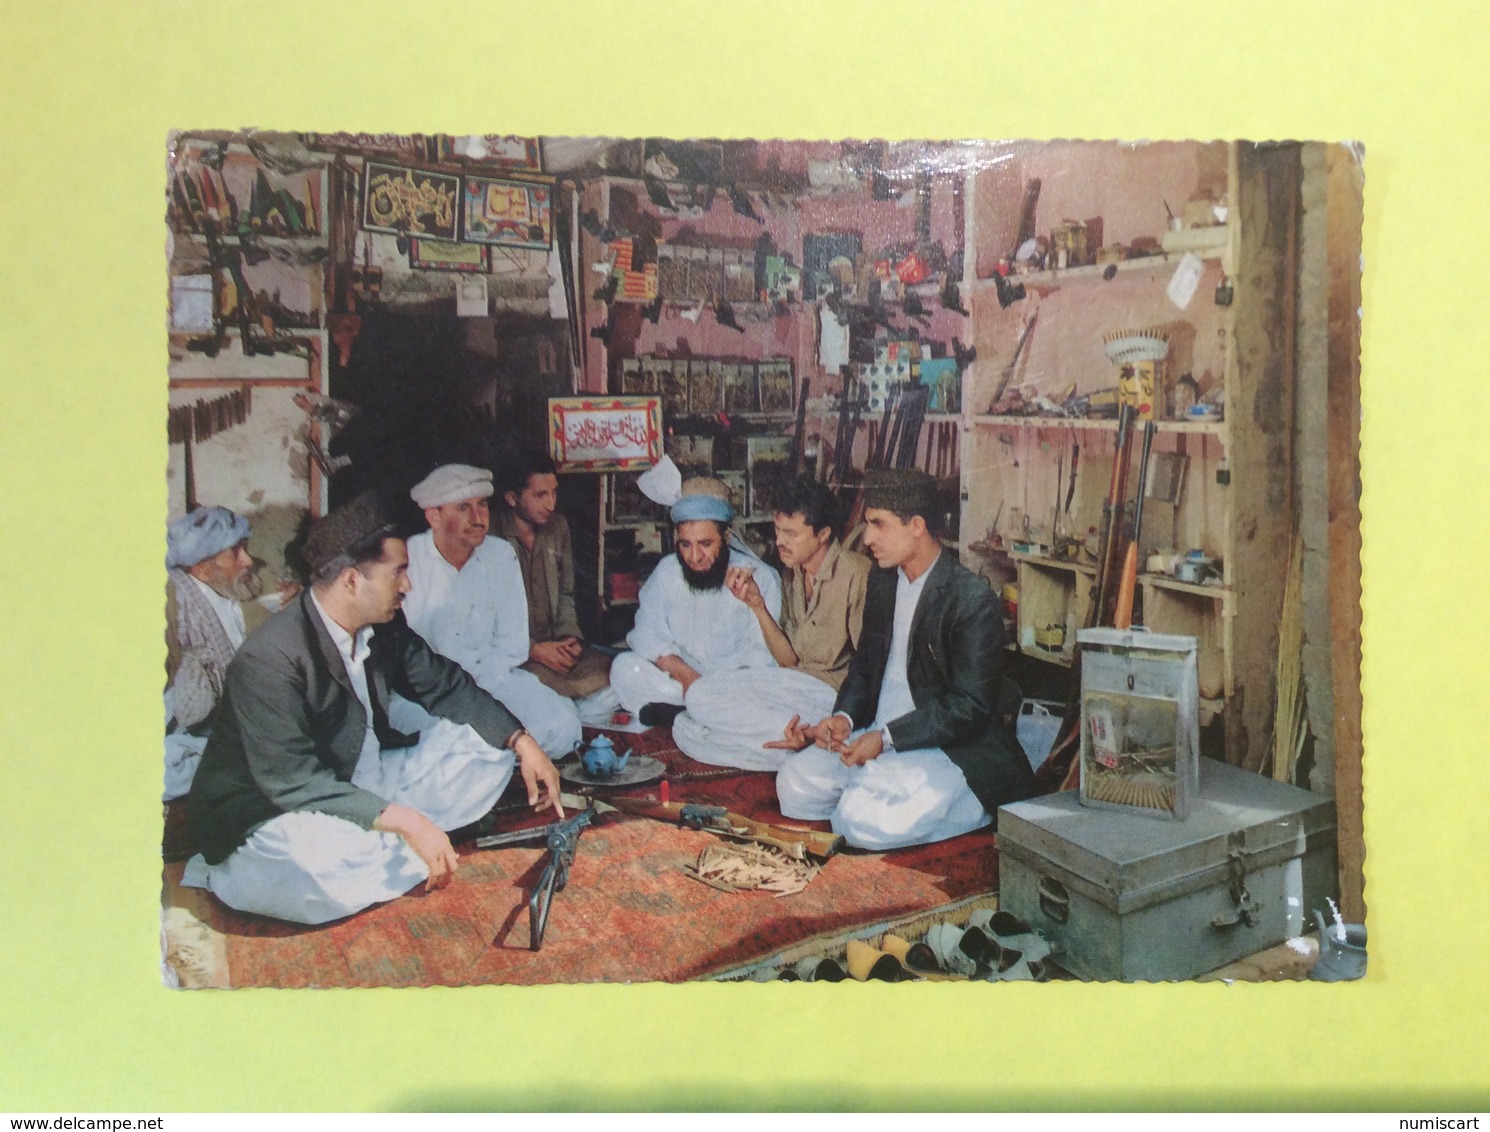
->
(166, 385, 310, 581)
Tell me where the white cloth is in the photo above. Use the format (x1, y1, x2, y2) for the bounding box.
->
(874, 564, 931, 731)
(611, 550, 782, 714)
(780, 556, 988, 849)
(163, 732, 208, 801)
(775, 741, 990, 850)
(311, 591, 382, 769)
(672, 668, 839, 771)
(182, 717, 516, 924)
(161, 573, 250, 801)
(181, 810, 432, 926)
(402, 531, 581, 756)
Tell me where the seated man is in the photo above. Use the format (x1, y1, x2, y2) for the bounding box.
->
(672, 476, 870, 770)
(776, 469, 1036, 850)
(164, 505, 299, 800)
(493, 452, 614, 704)
(400, 463, 583, 757)
(609, 478, 782, 726)
(184, 492, 563, 925)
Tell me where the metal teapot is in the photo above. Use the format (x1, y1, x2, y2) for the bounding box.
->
(580, 734, 631, 778)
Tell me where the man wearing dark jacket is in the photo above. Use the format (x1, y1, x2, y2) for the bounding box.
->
(183, 492, 563, 924)
(775, 469, 1035, 848)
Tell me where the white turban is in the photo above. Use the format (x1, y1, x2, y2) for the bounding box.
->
(166, 506, 251, 569)
(410, 464, 494, 510)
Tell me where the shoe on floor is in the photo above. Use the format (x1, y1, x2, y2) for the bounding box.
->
(638, 702, 685, 727)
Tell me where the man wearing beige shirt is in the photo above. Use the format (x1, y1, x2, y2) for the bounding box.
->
(493, 452, 612, 702)
(673, 477, 870, 770)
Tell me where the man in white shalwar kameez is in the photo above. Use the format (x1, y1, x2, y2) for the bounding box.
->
(672, 476, 870, 770)
(398, 464, 582, 757)
(182, 491, 564, 925)
(775, 469, 1037, 849)
(609, 479, 782, 726)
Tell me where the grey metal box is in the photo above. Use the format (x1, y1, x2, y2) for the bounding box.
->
(998, 758, 1338, 981)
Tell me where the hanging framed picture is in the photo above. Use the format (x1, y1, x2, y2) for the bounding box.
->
(548, 395, 663, 472)
(461, 176, 552, 249)
(361, 163, 460, 239)
(407, 239, 491, 273)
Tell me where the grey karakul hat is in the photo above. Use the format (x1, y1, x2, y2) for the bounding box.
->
(863, 468, 940, 516)
(304, 491, 396, 573)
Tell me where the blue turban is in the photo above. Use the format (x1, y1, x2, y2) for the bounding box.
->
(670, 494, 736, 524)
(166, 506, 251, 569)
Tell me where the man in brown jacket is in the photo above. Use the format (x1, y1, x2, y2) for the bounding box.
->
(494, 453, 612, 702)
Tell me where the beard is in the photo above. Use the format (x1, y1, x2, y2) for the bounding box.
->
(678, 546, 730, 593)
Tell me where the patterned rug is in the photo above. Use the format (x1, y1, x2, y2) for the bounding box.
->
(160, 724, 1000, 987)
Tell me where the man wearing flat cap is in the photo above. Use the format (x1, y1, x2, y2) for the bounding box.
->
(398, 463, 582, 757)
(184, 492, 564, 925)
(610, 477, 783, 726)
(775, 469, 1036, 849)
(164, 506, 299, 800)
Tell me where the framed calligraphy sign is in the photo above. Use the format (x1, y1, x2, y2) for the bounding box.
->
(361, 163, 460, 239)
(461, 176, 552, 249)
(407, 238, 491, 273)
(548, 396, 663, 473)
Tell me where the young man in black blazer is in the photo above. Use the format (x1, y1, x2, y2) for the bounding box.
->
(775, 469, 1035, 849)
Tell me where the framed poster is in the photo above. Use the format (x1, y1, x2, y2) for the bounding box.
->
(461, 176, 552, 249)
(548, 395, 663, 472)
(407, 238, 491, 272)
(361, 162, 460, 238)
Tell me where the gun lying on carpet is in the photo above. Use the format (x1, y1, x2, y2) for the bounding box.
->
(476, 803, 595, 951)
(589, 794, 845, 862)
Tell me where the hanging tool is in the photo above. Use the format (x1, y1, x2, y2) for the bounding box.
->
(991, 310, 1039, 408)
(1113, 420, 1156, 629)
(1064, 435, 1080, 518)
(791, 377, 811, 474)
(1051, 439, 1064, 546)
(1090, 405, 1134, 628)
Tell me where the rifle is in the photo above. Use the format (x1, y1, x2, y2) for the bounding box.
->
(1113, 420, 1156, 630)
(571, 792, 845, 861)
(476, 804, 595, 951)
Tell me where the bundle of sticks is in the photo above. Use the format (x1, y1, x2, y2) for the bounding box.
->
(684, 841, 821, 897)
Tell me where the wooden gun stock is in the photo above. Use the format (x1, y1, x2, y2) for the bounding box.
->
(591, 794, 846, 861)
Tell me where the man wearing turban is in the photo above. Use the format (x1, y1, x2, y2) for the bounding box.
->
(609, 478, 783, 726)
(164, 506, 298, 799)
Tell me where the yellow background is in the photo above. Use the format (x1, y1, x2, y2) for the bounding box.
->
(2, 0, 1484, 1111)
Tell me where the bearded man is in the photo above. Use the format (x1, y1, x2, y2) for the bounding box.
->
(671, 476, 870, 770)
(164, 505, 299, 799)
(608, 478, 782, 726)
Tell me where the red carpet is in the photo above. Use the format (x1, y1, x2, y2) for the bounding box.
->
(162, 725, 1000, 986)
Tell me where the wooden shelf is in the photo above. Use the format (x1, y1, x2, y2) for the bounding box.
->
(972, 414, 1226, 436)
(1010, 550, 1096, 574)
(1140, 573, 1230, 600)
(968, 245, 1225, 291)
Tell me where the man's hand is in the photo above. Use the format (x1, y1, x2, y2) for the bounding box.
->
(764, 713, 818, 751)
(374, 802, 460, 892)
(725, 566, 766, 611)
(530, 638, 580, 674)
(513, 733, 565, 818)
(656, 654, 703, 692)
(276, 579, 304, 603)
(839, 729, 885, 767)
(812, 714, 853, 754)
